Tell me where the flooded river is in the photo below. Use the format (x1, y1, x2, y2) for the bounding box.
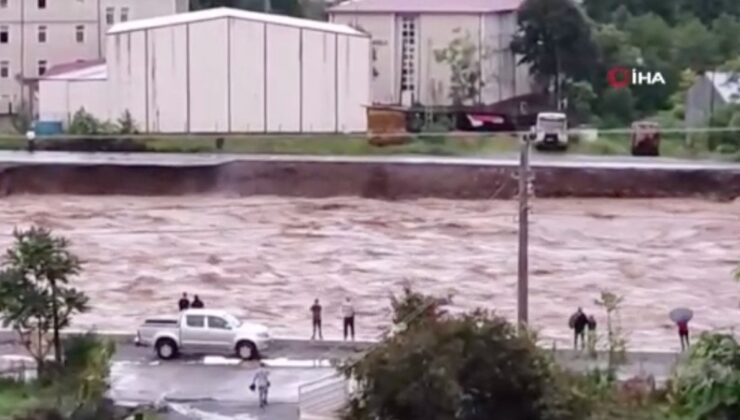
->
(0, 195, 737, 351)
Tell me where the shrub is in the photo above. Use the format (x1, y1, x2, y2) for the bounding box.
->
(341, 289, 589, 420)
(669, 332, 740, 418)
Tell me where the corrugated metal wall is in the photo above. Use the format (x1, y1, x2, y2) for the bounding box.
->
(107, 16, 369, 134)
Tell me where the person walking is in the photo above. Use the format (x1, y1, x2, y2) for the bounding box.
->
(178, 293, 190, 311)
(677, 319, 690, 351)
(250, 362, 270, 408)
(341, 297, 355, 341)
(310, 299, 323, 340)
(191, 295, 204, 309)
(569, 308, 589, 350)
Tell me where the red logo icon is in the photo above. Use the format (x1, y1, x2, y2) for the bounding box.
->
(607, 67, 630, 88)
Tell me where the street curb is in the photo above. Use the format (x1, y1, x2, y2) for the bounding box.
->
(0, 329, 378, 349)
(0, 330, 681, 355)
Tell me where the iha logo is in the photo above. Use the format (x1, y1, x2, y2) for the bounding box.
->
(607, 67, 666, 88)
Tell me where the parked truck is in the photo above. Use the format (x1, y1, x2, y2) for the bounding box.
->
(135, 309, 271, 360)
(529, 112, 568, 151)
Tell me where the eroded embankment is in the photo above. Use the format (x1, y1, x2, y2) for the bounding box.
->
(0, 159, 739, 198)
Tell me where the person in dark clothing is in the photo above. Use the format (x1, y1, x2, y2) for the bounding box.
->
(191, 295, 204, 309)
(178, 293, 190, 311)
(677, 320, 690, 351)
(569, 308, 589, 350)
(310, 299, 323, 340)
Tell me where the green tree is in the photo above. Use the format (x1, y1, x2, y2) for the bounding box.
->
(708, 104, 740, 152)
(63, 334, 117, 418)
(434, 30, 489, 106)
(0, 227, 89, 376)
(597, 88, 637, 127)
(511, 0, 598, 108)
(673, 18, 719, 72)
(669, 333, 740, 418)
(565, 81, 597, 123)
(591, 24, 641, 94)
(678, 0, 740, 25)
(191, 0, 303, 16)
(712, 14, 740, 63)
(341, 290, 588, 420)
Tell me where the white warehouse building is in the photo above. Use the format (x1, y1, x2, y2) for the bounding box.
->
(39, 8, 371, 133)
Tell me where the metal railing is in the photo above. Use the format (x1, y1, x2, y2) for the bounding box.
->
(297, 372, 349, 420)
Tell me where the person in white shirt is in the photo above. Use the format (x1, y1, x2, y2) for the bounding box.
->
(341, 297, 355, 341)
(251, 363, 270, 408)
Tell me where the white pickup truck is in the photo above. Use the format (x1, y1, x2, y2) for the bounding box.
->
(135, 309, 271, 360)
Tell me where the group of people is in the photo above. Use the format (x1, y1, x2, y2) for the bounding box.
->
(569, 307, 598, 351)
(247, 296, 357, 409)
(178, 292, 205, 311)
(570, 307, 692, 352)
(310, 297, 356, 341)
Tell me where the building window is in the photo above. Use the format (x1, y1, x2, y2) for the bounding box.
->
(400, 16, 416, 92)
(0, 61, 8, 79)
(38, 0, 46, 9)
(75, 25, 84, 43)
(120, 7, 129, 22)
(38, 60, 47, 76)
(38, 25, 46, 43)
(0, 0, 7, 9)
(0, 26, 8, 44)
(106, 7, 115, 25)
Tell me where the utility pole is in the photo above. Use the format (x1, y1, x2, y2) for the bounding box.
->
(517, 133, 531, 330)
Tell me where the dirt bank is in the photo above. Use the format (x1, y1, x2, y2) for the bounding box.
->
(0, 159, 739, 198)
(0, 195, 737, 351)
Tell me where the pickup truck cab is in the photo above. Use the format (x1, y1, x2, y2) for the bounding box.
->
(135, 309, 270, 360)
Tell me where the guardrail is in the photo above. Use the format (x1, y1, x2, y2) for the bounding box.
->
(297, 372, 349, 420)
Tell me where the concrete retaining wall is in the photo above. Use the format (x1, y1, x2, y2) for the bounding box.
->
(0, 158, 739, 199)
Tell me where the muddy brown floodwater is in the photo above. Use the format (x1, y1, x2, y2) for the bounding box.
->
(0, 195, 738, 351)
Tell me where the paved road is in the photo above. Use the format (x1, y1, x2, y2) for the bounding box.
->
(0, 150, 738, 170)
(0, 335, 683, 419)
(0, 334, 682, 379)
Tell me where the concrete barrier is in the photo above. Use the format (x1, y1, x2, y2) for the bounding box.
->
(0, 155, 738, 199)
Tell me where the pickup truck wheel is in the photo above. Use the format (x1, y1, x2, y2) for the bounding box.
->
(236, 340, 258, 361)
(155, 338, 178, 360)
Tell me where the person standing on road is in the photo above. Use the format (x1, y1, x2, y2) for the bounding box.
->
(191, 295, 204, 309)
(677, 319, 690, 351)
(310, 299, 323, 340)
(251, 362, 270, 408)
(569, 308, 589, 350)
(178, 293, 190, 311)
(341, 297, 355, 341)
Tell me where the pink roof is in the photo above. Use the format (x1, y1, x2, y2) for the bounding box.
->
(329, 0, 523, 14)
(43, 59, 105, 78)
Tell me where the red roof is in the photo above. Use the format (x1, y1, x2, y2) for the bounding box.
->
(42, 59, 106, 78)
(329, 0, 523, 14)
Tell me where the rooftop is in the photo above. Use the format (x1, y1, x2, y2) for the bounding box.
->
(41, 59, 107, 81)
(328, 0, 523, 14)
(108, 7, 366, 37)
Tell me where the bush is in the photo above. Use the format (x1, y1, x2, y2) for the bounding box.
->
(67, 109, 140, 136)
(341, 289, 589, 420)
(669, 333, 740, 418)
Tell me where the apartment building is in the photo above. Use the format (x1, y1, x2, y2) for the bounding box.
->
(0, 0, 188, 114)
